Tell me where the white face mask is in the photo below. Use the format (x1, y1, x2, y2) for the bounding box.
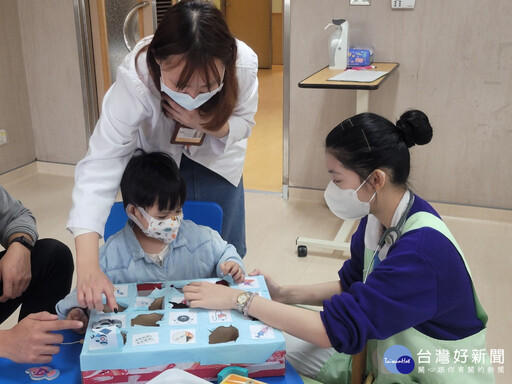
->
(127, 206, 182, 244)
(324, 175, 376, 220)
(161, 78, 224, 111)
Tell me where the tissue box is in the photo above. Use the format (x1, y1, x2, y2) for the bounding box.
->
(80, 276, 286, 384)
(348, 46, 374, 66)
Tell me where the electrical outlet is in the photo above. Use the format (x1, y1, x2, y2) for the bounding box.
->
(0, 130, 7, 146)
(350, 0, 371, 6)
(391, 0, 415, 9)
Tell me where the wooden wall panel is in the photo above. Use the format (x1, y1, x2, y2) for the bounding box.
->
(272, 13, 283, 65)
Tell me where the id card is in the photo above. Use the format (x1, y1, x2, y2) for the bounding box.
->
(171, 123, 205, 146)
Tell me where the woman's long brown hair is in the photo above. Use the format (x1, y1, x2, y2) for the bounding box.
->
(146, 0, 238, 132)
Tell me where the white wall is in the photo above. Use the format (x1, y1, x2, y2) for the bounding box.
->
(0, 1, 36, 174)
(288, 0, 512, 209)
(17, 0, 88, 164)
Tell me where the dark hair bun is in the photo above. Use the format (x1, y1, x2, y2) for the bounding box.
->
(396, 110, 433, 148)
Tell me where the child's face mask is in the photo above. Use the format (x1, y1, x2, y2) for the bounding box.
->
(127, 206, 182, 244)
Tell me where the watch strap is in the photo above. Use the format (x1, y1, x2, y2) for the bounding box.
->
(243, 292, 256, 318)
(9, 236, 34, 251)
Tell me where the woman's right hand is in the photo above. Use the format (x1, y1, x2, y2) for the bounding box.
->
(75, 233, 117, 311)
(248, 269, 284, 302)
(76, 266, 117, 311)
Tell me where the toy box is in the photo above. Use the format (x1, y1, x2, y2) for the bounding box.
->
(348, 46, 374, 67)
(80, 276, 286, 383)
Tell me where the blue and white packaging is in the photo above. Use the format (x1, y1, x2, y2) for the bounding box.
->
(348, 46, 374, 67)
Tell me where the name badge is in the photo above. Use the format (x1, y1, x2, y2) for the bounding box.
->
(170, 123, 205, 146)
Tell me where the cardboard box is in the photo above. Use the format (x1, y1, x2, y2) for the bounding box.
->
(348, 46, 374, 67)
(80, 276, 286, 383)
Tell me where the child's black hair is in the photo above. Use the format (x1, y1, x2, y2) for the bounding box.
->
(120, 149, 186, 211)
(325, 110, 433, 185)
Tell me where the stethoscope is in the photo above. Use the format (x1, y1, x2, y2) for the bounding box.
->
(363, 190, 415, 283)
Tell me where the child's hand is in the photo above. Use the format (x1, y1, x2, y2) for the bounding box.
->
(220, 261, 245, 283)
(67, 308, 89, 334)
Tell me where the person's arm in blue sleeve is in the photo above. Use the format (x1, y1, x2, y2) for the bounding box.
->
(55, 289, 81, 319)
(321, 231, 438, 355)
(339, 217, 367, 292)
(211, 229, 246, 283)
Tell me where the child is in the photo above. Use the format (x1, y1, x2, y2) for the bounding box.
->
(56, 150, 245, 331)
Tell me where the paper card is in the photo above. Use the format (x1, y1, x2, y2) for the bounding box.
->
(133, 332, 159, 346)
(209, 309, 232, 323)
(170, 329, 196, 344)
(135, 297, 155, 308)
(169, 311, 198, 325)
(114, 285, 129, 297)
(88, 325, 119, 350)
(328, 69, 389, 83)
(92, 314, 126, 330)
(170, 295, 185, 303)
(250, 325, 275, 340)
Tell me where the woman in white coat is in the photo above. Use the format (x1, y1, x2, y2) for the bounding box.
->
(68, 0, 258, 311)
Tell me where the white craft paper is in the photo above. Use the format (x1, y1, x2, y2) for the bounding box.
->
(328, 69, 388, 83)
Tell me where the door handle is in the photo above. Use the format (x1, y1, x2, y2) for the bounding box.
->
(123, 1, 149, 52)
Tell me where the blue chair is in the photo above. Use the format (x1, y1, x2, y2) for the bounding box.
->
(104, 200, 223, 241)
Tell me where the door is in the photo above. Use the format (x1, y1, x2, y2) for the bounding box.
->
(224, 0, 272, 69)
(89, 0, 156, 111)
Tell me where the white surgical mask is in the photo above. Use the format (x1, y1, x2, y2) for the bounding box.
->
(324, 175, 376, 220)
(161, 78, 224, 111)
(127, 206, 182, 244)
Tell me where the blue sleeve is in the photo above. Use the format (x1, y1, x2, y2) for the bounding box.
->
(211, 228, 245, 278)
(55, 289, 81, 319)
(321, 229, 439, 355)
(339, 218, 366, 292)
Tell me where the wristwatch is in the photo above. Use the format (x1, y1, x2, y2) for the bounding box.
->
(9, 236, 34, 251)
(236, 291, 255, 316)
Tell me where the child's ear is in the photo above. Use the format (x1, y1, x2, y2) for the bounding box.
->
(126, 204, 137, 217)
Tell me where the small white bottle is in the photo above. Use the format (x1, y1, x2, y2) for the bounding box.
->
(325, 19, 349, 70)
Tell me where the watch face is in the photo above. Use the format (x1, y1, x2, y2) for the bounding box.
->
(237, 293, 249, 305)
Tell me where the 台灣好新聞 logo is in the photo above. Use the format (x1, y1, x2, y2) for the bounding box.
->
(383, 345, 415, 374)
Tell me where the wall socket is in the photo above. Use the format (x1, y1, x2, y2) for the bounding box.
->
(0, 130, 7, 146)
(391, 0, 416, 9)
(350, 0, 371, 5)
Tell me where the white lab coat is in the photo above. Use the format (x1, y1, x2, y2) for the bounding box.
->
(68, 36, 258, 236)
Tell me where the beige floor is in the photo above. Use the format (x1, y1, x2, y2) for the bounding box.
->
(0, 162, 511, 382)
